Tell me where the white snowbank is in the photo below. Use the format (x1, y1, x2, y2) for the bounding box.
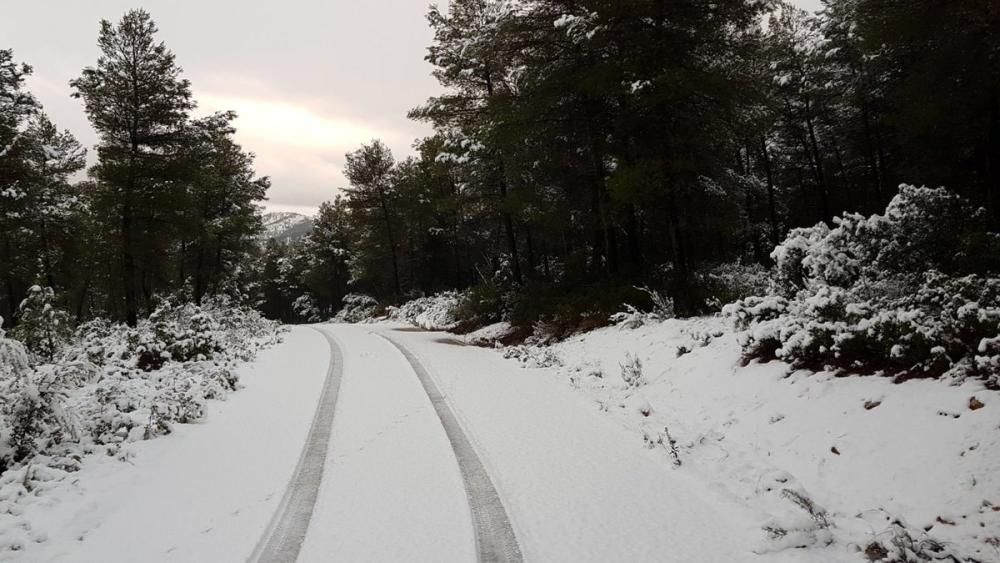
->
(6, 327, 328, 562)
(509, 316, 1000, 561)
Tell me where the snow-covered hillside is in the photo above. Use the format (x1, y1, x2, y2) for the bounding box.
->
(259, 212, 313, 242)
(477, 317, 1000, 562)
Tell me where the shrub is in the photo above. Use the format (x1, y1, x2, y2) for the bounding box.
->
(332, 293, 378, 323)
(453, 283, 508, 333)
(386, 291, 464, 330)
(0, 318, 30, 380)
(0, 297, 279, 472)
(509, 282, 643, 340)
(134, 300, 224, 371)
(726, 185, 1000, 384)
(694, 261, 772, 309)
(10, 286, 71, 362)
(292, 294, 321, 323)
(610, 286, 675, 329)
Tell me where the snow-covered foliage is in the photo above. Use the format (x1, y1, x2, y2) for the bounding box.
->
(462, 321, 515, 346)
(9, 286, 71, 362)
(725, 186, 1000, 384)
(386, 291, 465, 330)
(331, 293, 379, 323)
(694, 260, 772, 311)
(292, 293, 322, 323)
(0, 296, 280, 493)
(610, 286, 675, 329)
(501, 344, 562, 368)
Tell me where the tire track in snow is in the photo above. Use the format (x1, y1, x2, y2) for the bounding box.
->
(380, 332, 524, 563)
(248, 327, 344, 563)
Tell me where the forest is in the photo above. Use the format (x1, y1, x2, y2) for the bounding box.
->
(1, 3, 999, 559)
(2, 0, 999, 337)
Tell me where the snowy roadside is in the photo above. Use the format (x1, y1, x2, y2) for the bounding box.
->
(2, 326, 330, 562)
(480, 317, 1000, 562)
(383, 324, 763, 562)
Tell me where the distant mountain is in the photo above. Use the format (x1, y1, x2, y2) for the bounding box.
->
(260, 212, 314, 243)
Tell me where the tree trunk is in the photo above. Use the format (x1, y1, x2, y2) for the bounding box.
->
(122, 208, 138, 327)
(378, 190, 402, 297)
(193, 245, 205, 303)
(484, 68, 522, 285)
(2, 236, 16, 326)
(625, 203, 642, 273)
(987, 91, 1000, 228)
(586, 106, 617, 276)
(861, 101, 882, 212)
(759, 136, 780, 246)
(803, 107, 831, 223)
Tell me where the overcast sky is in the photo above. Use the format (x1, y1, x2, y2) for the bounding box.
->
(2, 0, 822, 215)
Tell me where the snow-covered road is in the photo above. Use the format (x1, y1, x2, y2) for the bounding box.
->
(36, 324, 761, 562)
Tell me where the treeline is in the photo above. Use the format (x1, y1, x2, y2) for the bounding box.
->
(0, 10, 268, 327)
(268, 0, 998, 326)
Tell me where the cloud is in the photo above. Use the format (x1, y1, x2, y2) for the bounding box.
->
(196, 92, 412, 213)
(197, 92, 399, 151)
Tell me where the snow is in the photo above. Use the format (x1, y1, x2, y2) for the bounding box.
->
(8, 317, 997, 561)
(463, 321, 513, 346)
(297, 325, 473, 561)
(11, 327, 330, 562)
(259, 211, 313, 242)
(384, 291, 464, 330)
(530, 317, 1000, 561)
(379, 324, 764, 562)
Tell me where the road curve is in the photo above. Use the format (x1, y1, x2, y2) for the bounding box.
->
(247, 327, 344, 563)
(380, 332, 524, 563)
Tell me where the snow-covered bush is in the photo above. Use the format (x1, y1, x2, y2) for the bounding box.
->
(694, 261, 772, 309)
(4, 372, 77, 463)
(292, 293, 321, 323)
(610, 286, 675, 329)
(453, 283, 510, 332)
(133, 299, 224, 371)
(332, 293, 379, 323)
(197, 295, 282, 361)
(0, 299, 280, 475)
(501, 344, 562, 368)
(0, 318, 30, 381)
(387, 291, 464, 330)
(10, 286, 71, 362)
(726, 185, 1000, 383)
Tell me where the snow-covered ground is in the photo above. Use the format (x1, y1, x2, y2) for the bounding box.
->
(13, 319, 999, 562)
(296, 325, 474, 561)
(382, 325, 763, 562)
(9, 327, 329, 562)
(489, 316, 1000, 562)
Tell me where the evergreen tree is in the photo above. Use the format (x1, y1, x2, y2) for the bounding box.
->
(299, 197, 352, 316)
(178, 111, 269, 302)
(0, 49, 39, 325)
(71, 9, 194, 326)
(343, 140, 403, 297)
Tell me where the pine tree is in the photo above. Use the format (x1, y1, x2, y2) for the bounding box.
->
(299, 197, 352, 315)
(10, 285, 71, 362)
(71, 9, 194, 326)
(411, 0, 525, 283)
(0, 49, 39, 326)
(179, 111, 269, 302)
(19, 115, 87, 290)
(343, 140, 403, 297)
